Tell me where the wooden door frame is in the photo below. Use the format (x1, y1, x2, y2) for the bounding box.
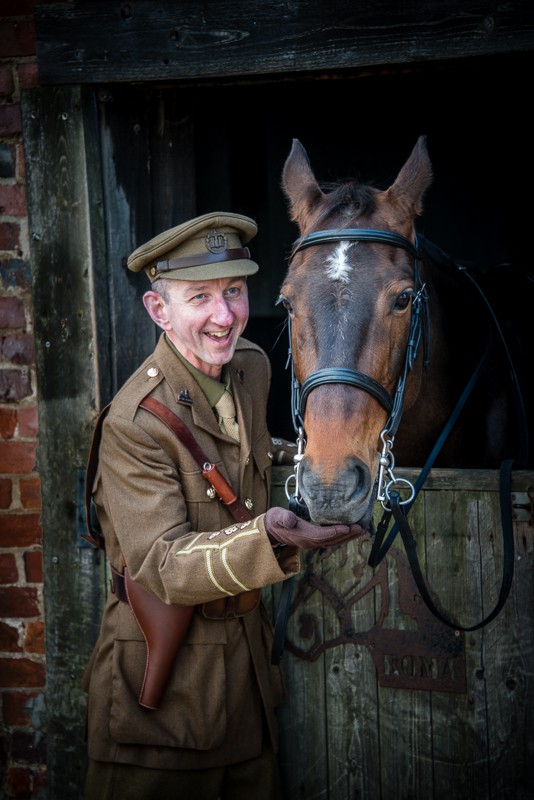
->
(21, 85, 109, 799)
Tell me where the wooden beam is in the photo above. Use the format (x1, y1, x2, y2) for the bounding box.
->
(34, 0, 534, 85)
(21, 85, 108, 798)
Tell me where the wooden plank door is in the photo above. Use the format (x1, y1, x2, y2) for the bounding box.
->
(270, 467, 534, 799)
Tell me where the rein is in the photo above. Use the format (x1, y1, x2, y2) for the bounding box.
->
(282, 226, 525, 632)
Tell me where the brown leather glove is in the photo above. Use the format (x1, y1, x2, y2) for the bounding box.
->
(263, 507, 365, 549)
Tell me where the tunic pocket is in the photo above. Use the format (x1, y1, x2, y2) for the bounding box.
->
(109, 638, 227, 750)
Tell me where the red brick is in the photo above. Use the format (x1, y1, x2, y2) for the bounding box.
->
(0, 514, 41, 547)
(0, 296, 25, 328)
(0, 552, 18, 582)
(8, 728, 47, 763)
(0, 620, 21, 652)
(0, 221, 20, 250)
(2, 332, 35, 364)
(0, 586, 40, 618)
(0, 21, 36, 58)
(0, 103, 22, 137)
(24, 621, 44, 653)
(2, 690, 40, 726)
(0, 368, 32, 401)
(0, 657, 45, 688)
(0, 477, 12, 508)
(0, 407, 17, 438)
(24, 549, 42, 582)
(18, 62, 39, 90)
(0, 183, 26, 215)
(17, 405, 38, 437)
(0, 65, 14, 97)
(0, 441, 37, 472)
(6, 766, 31, 796)
(20, 478, 41, 510)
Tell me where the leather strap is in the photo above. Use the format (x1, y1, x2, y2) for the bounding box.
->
(139, 396, 252, 523)
(389, 460, 515, 631)
(155, 247, 250, 275)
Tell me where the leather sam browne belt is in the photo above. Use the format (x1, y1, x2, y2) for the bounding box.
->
(111, 568, 260, 620)
(85, 396, 260, 710)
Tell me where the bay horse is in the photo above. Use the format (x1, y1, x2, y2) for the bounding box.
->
(279, 136, 526, 533)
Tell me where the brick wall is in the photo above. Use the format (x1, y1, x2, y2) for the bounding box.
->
(0, 2, 47, 798)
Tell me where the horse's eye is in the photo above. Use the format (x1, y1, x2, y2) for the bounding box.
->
(394, 291, 412, 311)
(278, 296, 294, 315)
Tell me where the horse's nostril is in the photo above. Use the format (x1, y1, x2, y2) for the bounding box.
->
(346, 458, 371, 501)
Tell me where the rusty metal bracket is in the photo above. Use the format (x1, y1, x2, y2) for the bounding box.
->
(512, 490, 534, 523)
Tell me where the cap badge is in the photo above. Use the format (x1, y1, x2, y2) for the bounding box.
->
(205, 230, 228, 254)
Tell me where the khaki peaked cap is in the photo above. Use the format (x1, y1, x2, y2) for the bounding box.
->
(127, 212, 259, 282)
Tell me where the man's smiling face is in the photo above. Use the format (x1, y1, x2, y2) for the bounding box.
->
(143, 276, 249, 379)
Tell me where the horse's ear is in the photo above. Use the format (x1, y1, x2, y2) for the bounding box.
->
(281, 139, 325, 231)
(385, 135, 433, 216)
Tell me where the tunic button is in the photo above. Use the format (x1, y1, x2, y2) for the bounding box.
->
(245, 457, 250, 465)
(147, 367, 159, 378)
(206, 487, 216, 499)
(244, 498, 253, 511)
(267, 451, 273, 460)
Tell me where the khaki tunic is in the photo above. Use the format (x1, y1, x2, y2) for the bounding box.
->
(82, 335, 299, 770)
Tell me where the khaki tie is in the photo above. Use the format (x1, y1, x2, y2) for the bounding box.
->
(215, 389, 240, 442)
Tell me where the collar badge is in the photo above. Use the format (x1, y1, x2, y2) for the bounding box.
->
(178, 388, 193, 405)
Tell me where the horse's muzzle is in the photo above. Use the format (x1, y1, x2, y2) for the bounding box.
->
(298, 456, 374, 527)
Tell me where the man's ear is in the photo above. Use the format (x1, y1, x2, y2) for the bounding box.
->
(143, 290, 171, 331)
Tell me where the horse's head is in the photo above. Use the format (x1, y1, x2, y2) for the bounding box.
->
(280, 136, 433, 527)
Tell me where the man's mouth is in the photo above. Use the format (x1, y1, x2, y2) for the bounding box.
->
(205, 328, 232, 341)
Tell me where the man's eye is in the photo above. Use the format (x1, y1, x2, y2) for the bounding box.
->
(224, 287, 240, 298)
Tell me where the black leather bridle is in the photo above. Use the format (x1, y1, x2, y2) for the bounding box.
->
(282, 227, 429, 525)
(270, 225, 522, 658)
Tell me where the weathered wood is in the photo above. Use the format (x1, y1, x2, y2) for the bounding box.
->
(34, 0, 534, 85)
(97, 88, 197, 396)
(21, 86, 108, 800)
(270, 467, 534, 799)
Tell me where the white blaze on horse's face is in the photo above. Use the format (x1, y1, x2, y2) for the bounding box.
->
(325, 241, 353, 283)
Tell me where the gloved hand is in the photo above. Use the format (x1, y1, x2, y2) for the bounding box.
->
(263, 507, 365, 550)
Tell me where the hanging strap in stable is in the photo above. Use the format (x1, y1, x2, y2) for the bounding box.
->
(385, 459, 515, 631)
(368, 332, 493, 568)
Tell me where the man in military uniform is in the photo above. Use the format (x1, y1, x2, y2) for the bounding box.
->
(82, 212, 364, 800)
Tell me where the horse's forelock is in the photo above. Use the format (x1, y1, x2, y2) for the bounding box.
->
(315, 181, 378, 228)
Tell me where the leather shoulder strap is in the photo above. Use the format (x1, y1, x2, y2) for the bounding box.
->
(139, 396, 252, 523)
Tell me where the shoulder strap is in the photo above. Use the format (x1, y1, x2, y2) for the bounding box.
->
(139, 396, 252, 524)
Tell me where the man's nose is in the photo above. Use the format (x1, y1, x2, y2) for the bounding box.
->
(211, 297, 234, 324)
